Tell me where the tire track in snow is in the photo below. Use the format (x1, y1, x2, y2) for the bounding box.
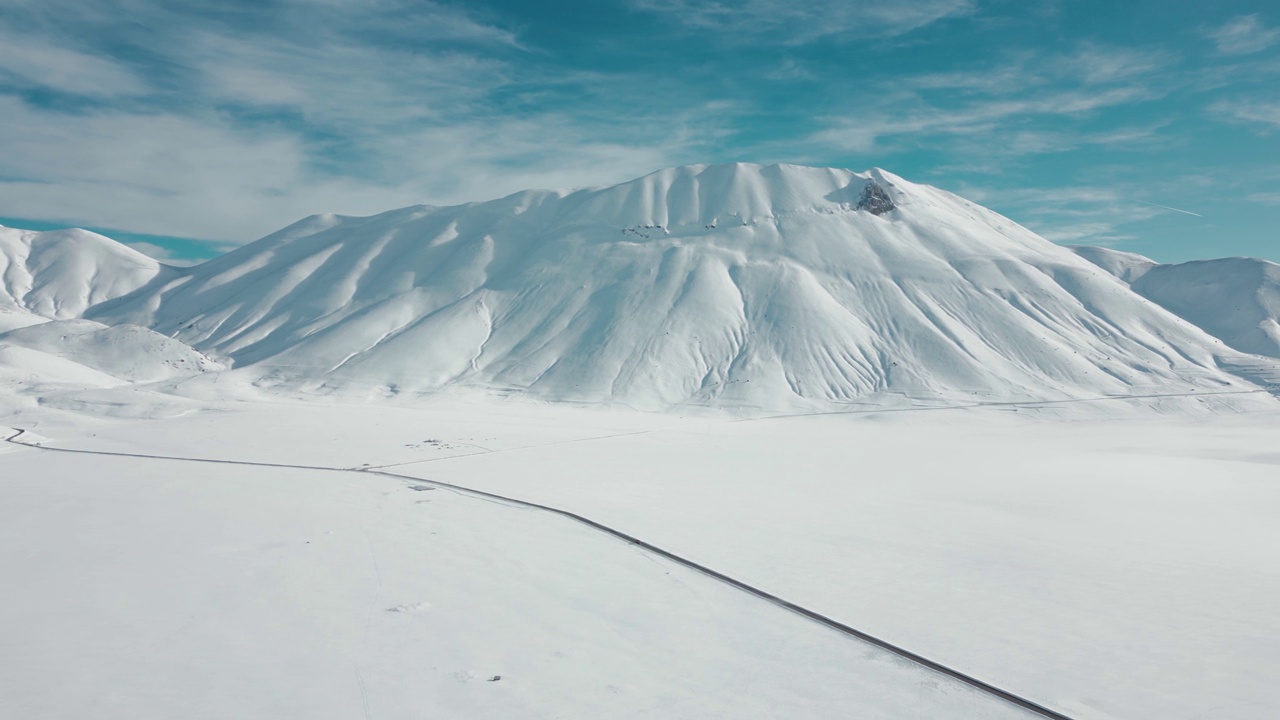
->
(3, 426, 1076, 720)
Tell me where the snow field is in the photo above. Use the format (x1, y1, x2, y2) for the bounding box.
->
(1, 435, 1038, 720)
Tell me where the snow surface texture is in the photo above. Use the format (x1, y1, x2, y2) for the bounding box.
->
(74, 163, 1276, 410)
(1075, 246, 1280, 359)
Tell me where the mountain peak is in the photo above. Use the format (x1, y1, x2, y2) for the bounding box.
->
(76, 164, 1278, 409)
(0, 225, 172, 320)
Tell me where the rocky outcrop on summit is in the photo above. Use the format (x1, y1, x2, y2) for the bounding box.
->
(856, 180, 896, 215)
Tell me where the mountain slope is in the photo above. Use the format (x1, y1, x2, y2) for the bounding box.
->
(0, 319, 221, 383)
(0, 225, 176, 320)
(91, 163, 1272, 409)
(0, 225, 221, 393)
(1074, 247, 1280, 359)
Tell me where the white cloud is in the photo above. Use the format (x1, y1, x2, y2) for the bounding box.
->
(1065, 44, 1172, 85)
(0, 0, 723, 242)
(945, 181, 1201, 248)
(1246, 191, 1280, 205)
(186, 30, 511, 129)
(906, 44, 1172, 93)
(0, 30, 148, 97)
(809, 85, 1158, 153)
(281, 0, 525, 49)
(0, 94, 708, 242)
(799, 42, 1175, 160)
(1210, 99, 1280, 130)
(629, 0, 975, 43)
(764, 58, 812, 81)
(1210, 15, 1280, 55)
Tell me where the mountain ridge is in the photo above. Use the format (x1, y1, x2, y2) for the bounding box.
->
(83, 163, 1278, 408)
(3, 164, 1279, 410)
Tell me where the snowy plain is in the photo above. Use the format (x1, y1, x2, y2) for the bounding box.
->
(3, 387, 1279, 720)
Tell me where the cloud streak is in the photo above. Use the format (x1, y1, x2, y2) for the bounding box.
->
(0, 29, 149, 97)
(1209, 15, 1280, 55)
(628, 0, 975, 43)
(0, 0, 725, 241)
(804, 43, 1171, 156)
(1133, 201, 1204, 218)
(1211, 99, 1280, 131)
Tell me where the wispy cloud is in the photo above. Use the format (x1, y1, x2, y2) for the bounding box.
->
(1246, 191, 1280, 205)
(0, 0, 720, 241)
(809, 86, 1161, 154)
(0, 92, 713, 240)
(949, 182, 1207, 247)
(764, 58, 813, 81)
(1209, 14, 1280, 55)
(1210, 98, 1280, 130)
(0, 29, 149, 97)
(1064, 43, 1173, 84)
(628, 0, 975, 43)
(802, 42, 1174, 157)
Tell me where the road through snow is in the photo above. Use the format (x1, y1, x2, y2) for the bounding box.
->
(3, 427, 1073, 720)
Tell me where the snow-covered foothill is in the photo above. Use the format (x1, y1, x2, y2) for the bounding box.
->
(0, 306, 48, 333)
(1074, 246, 1280, 359)
(0, 319, 221, 383)
(0, 225, 176, 319)
(0, 343, 127, 391)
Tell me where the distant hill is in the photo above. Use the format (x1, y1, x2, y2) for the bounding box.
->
(1073, 246, 1280, 359)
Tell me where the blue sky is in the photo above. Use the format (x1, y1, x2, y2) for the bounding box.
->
(0, 0, 1277, 264)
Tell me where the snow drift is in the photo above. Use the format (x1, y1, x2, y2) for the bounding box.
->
(83, 163, 1276, 408)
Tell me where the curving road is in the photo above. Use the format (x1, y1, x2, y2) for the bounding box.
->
(3, 426, 1077, 720)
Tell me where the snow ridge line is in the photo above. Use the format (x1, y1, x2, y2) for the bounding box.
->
(3, 428, 1075, 720)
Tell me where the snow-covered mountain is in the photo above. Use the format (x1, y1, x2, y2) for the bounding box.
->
(0, 225, 174, 321)
(77, 163, 1274, 408)
(1074, 246, 1280, 360)
(0, 225, 219, 391)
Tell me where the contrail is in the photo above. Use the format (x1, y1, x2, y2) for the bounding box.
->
(1135, 200, 1204, 218)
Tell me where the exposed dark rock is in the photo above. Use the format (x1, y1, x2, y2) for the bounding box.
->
(857, 181, 896, 215)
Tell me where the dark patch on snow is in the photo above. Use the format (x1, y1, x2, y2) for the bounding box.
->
(857, 181, 896, 215)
